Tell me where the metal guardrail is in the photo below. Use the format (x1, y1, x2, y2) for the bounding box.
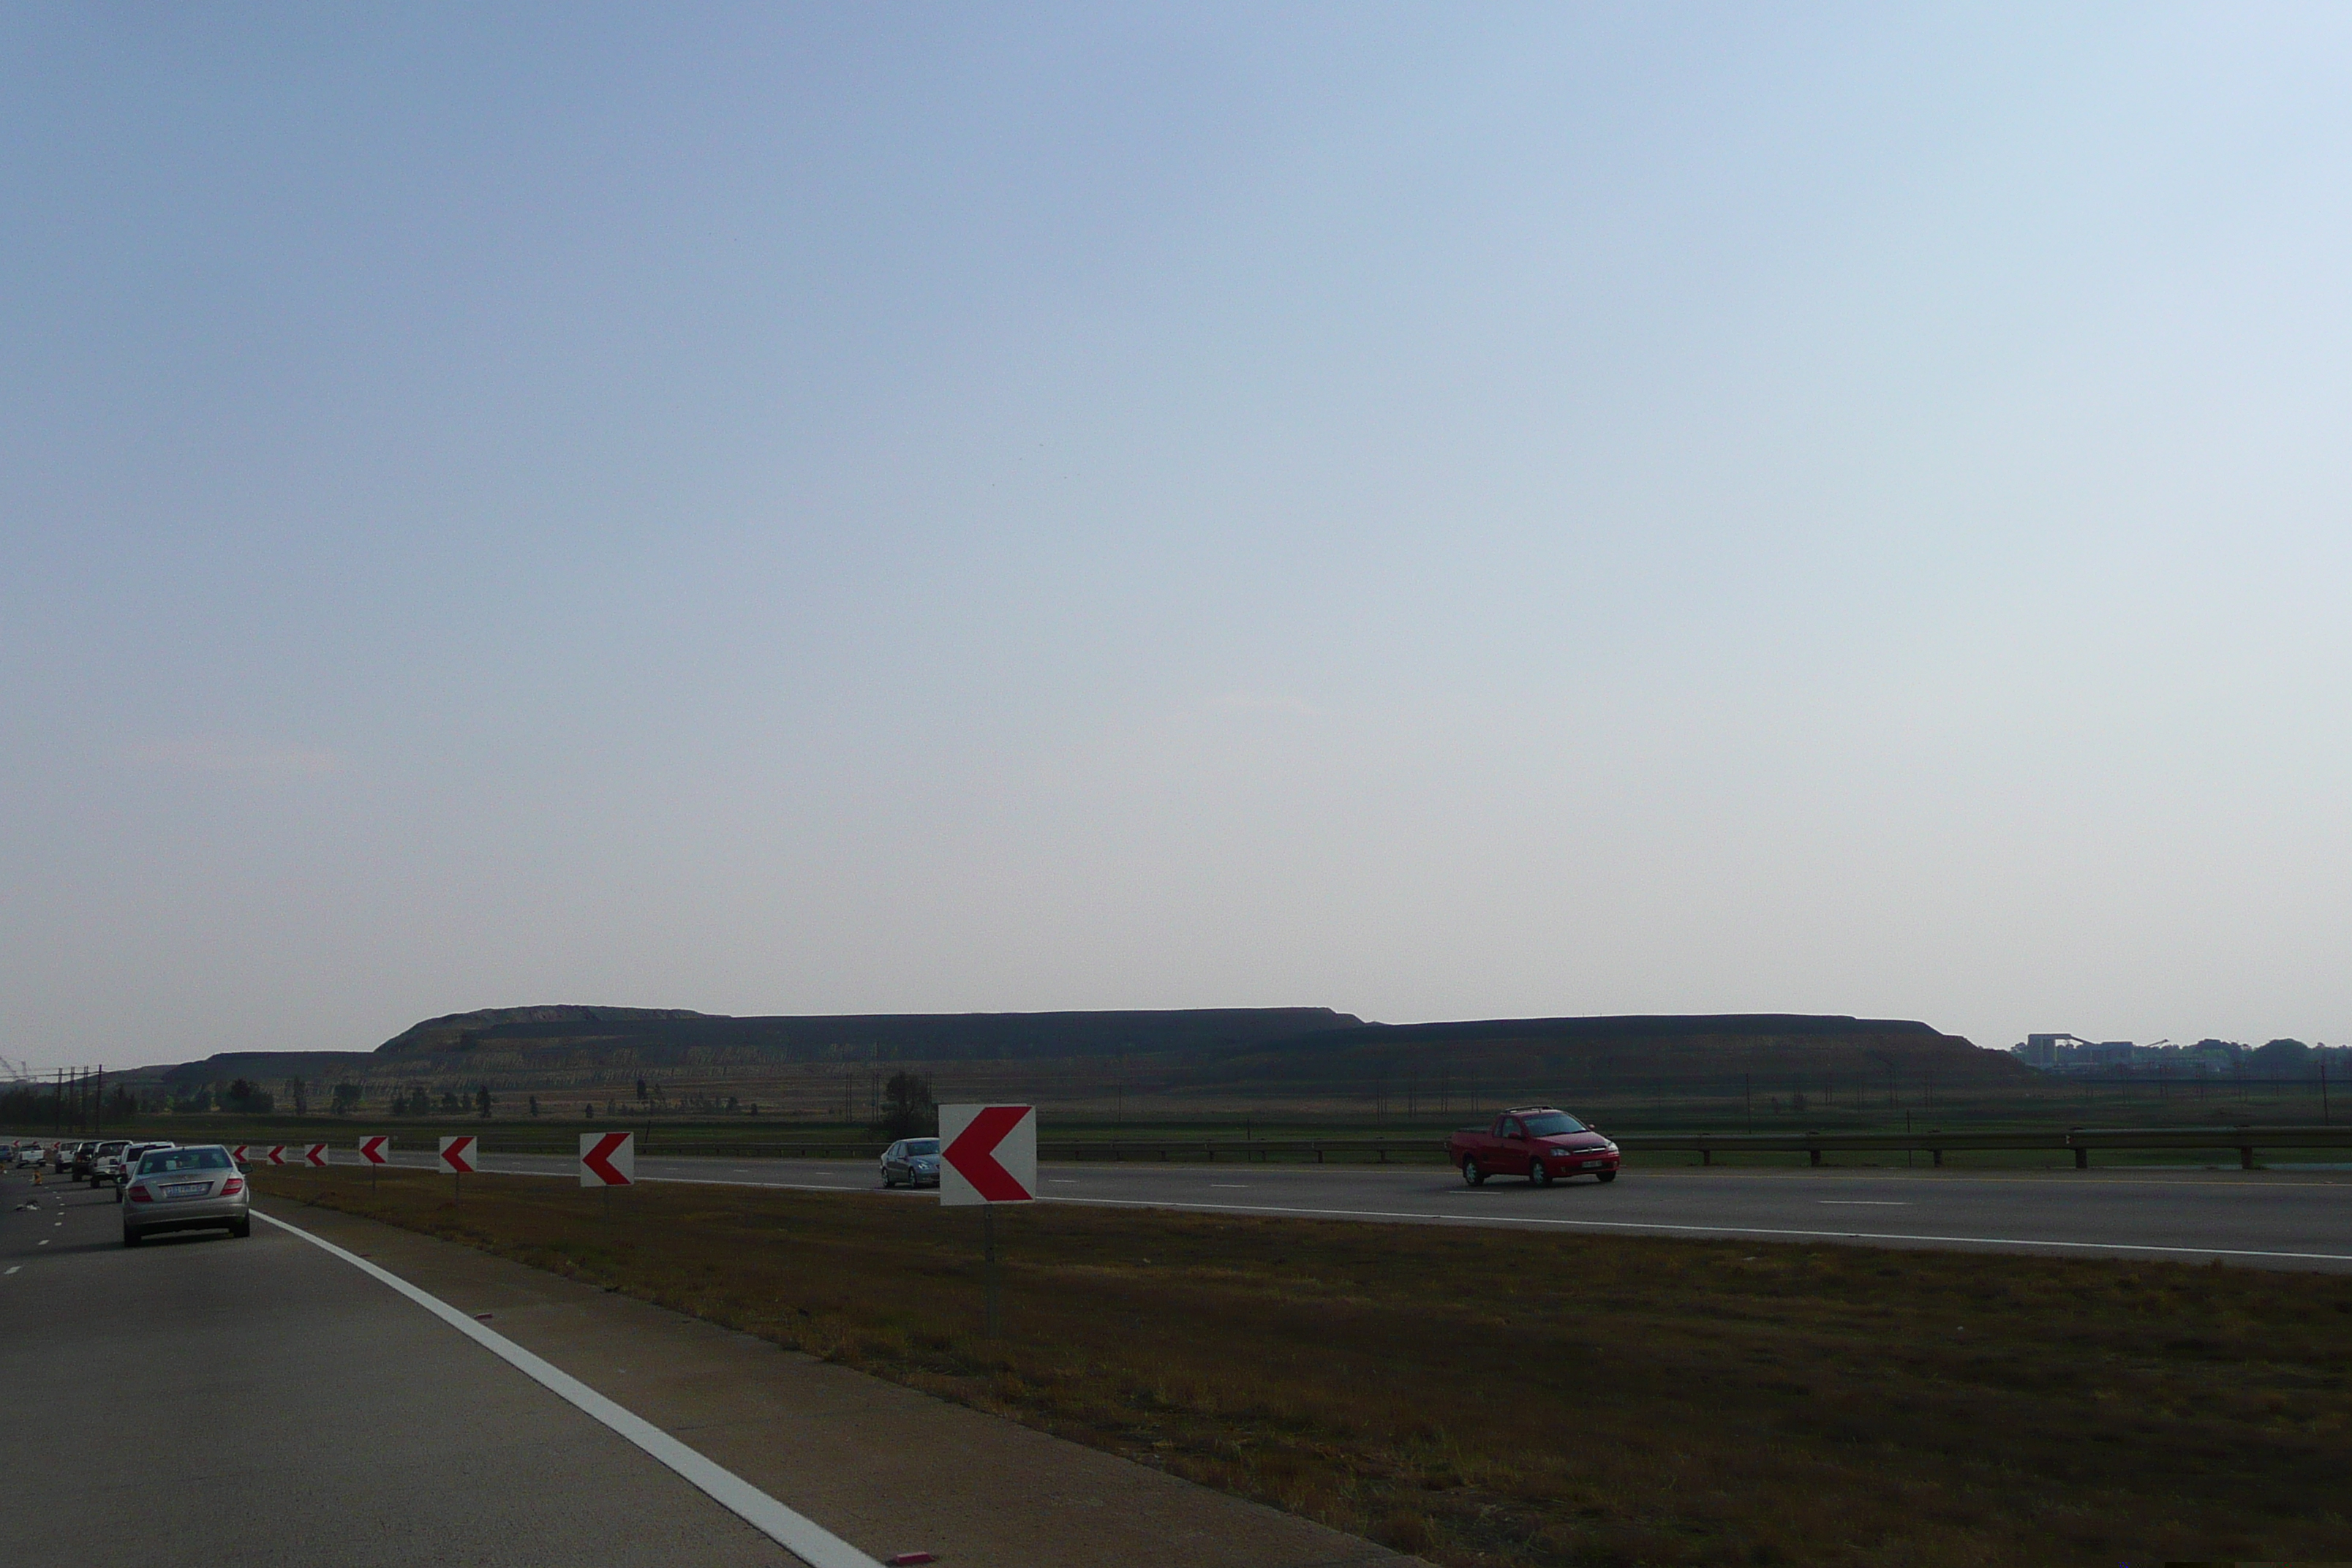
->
(125, 1124, 2352, 1169)
(674, 1126, 2352, 1169)
(1616, 1125, 2352, 1170)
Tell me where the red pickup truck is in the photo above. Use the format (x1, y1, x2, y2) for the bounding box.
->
(1447, 1107, 1620, 1186)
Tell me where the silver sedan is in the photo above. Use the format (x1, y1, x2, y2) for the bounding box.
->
(123, 1145, 251, 1245)
(879, 1138, 941, 1188)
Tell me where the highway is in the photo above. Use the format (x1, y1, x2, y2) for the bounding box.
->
(340, 1146, 2352, 1272)
(0, 1172, 802, 1564)
(1, 1162, 1418, 1568)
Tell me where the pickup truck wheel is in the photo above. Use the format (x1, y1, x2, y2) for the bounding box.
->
(1596, 1169, 1617, 1183)
(1462, 1157, 1485, 1186)
(1529, 1159, 1552, 1187)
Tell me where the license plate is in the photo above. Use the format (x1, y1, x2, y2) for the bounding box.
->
(162, 1183, 210, 1198)
(1578, 1160, 1602, 1168)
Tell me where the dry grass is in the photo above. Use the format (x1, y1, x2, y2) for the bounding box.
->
(255, 1167, 2352, 1567)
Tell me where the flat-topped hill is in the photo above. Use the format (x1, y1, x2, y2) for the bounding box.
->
(374, 1005, 1363, 1065)
(129, 1007, 2013, 1115)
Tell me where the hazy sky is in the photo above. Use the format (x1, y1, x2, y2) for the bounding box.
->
(7, 4, 2351, 1073)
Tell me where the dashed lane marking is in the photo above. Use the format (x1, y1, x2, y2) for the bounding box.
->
(1046, 1194, 2352, 1265)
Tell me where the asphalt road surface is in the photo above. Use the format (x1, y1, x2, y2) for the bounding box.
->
(0, 1169, 802, 1565)
(339, 1147, 2352, 1272)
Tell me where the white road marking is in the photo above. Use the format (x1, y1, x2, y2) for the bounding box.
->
(38, 1240, 48, 1245)
(255, 1210, 881, 1568)
(5, 1265, 18, 1274)
(1047, 1195, 2352, 1264)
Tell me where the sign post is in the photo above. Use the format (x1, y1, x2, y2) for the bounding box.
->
(580, 1131, 635, 1218)
(358, 1134, 391, 1194)
(939, 1104, 1036, 1338)
(439, 1134, 478, 1205)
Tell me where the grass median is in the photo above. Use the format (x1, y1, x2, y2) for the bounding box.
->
(252, 1166, 2351, 1566)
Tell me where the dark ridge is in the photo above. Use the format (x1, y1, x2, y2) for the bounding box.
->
(153, 1050, 379, 1088)
(1282, 1014, 1949, 1051)
(374, 1006, 1363, 1063)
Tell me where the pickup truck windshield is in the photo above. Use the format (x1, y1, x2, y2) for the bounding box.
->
(1521, 1112, 1585, 1137)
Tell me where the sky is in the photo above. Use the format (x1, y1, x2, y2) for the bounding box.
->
(5, 4, 2351, 1074)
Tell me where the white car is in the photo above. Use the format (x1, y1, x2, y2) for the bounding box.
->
(112, 1142, 176, 1201)
(88, 1139, 132, 1186)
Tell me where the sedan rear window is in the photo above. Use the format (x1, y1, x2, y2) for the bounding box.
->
(140, 1149, 231, 1174)
(1521, 1112, 1586, 1137)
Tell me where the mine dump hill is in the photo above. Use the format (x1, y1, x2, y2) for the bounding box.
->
(139, 1008, 2010, 1103)
(371, 1004, 1363, 1071)
(1161, 1014, 2016, 1098)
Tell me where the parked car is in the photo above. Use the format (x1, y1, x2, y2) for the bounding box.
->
(112, 1142, 177, 1201)
(87, 1139, 132, 1186)
(879, 1137, 942, 1188)
(123, 1145, 249, 1245)
(1447, 1108, 1620, 1187)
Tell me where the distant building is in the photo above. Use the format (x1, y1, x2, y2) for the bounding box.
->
(2012, 1033, 2138, 1071)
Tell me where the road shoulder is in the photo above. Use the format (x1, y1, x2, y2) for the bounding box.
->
(256, 1196, 1416, 1568)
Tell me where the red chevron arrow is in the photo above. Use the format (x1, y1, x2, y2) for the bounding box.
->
(230, 1145, 248, 1164)
(581, 1131, 633, 1186)
(439, 1136, 477, 1175)
(357, 1136, 390, 1165)
(266, 1145, 286, 1166)
(943, 1105, 1033, 1202)
(304, 1144, 328, 1167)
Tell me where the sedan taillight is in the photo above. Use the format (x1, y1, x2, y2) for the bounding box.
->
(222, 1177, 245, 1196)
(127, 1186, 154, 1203)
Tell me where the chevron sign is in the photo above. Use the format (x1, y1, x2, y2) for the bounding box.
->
(938, 1104, 1036, 1207)
(579, 1131, 634, 1187)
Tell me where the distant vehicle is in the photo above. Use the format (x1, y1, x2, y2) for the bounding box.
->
(1447, 1108, 1620, 1187)
(879, 1138, 942, 1188)
(112, 1142, 176, 1201)
(6, 1141, 34, 1167)
(51, 1142, 75, 1174)
(87, 1139, 132, 1186)
(123, 1146, 249, 1245)
(69, 1142, 102, 1181)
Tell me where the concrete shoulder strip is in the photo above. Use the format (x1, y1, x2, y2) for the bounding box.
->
(254, 1209, 878, 1568)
